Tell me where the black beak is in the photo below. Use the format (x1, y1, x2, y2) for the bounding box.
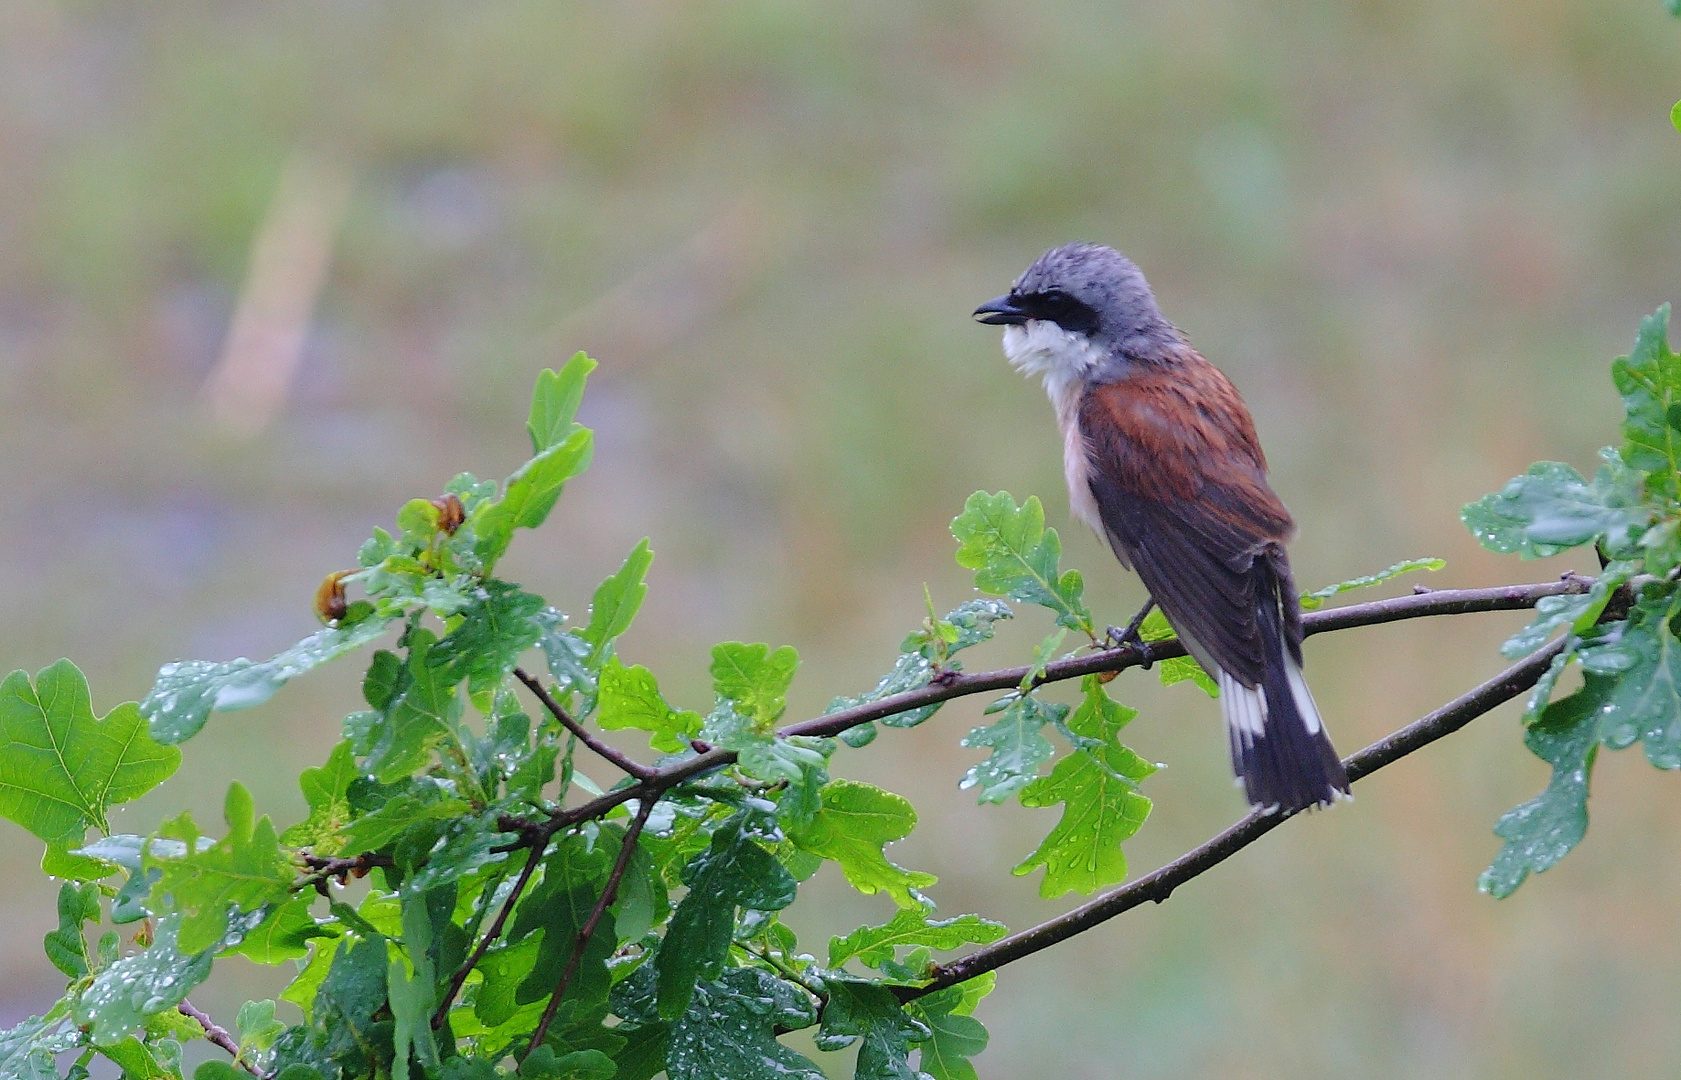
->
(973, 295, 1028, 325)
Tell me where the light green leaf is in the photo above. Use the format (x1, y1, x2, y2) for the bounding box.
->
(709, 642, 799, 727)
(959, 695, 1065, 804)
(1137, 609, 1217, 696)
(142, 615, 396, 744)
(831, 599, 1013, 731)
(1299, 558, 1445, 610)
(0, 1013, 80, 1080)
(598, 660, 702, 754)
(0, 660, 180, 843)
(816, 980, 929, 1080)
(581, 540, 655, 664)
(1013, 677, 1155, 897)
(98, 1037, 172, 1080)
(827, 905, 1006, 970)
(1479, 675, 1604, 898)
(224, 895, 331, 965)
(1612, 304, 1681, 498)
(73, 914, 213, 1045)
(145, 782, 295, 955)
(281, 740, 359, 853)
(389, 900, 441, 1080)
(663, 968, 823, 1080)
(474, 426, 595, 568)
(528, 354, 598, 453)
(787, 779, 935, 907)
(916, 1009, 988, 1080)
(951, 491, 1092, 633)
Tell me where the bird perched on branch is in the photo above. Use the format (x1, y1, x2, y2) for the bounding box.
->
(975, 243, 1348, 813)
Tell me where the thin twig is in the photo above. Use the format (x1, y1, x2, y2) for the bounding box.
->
(432, 841, 549, 1029)
(292, 852, 396, 894)
(526, 795, 660, 1055)
(179, 998, 261, 1076)
(514, 667, 657, 780)
(894, 637, 1569, 1000)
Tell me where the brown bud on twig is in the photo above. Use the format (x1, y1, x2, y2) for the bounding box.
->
(313, 570, 355, 623)
(432, 493, 465, 534)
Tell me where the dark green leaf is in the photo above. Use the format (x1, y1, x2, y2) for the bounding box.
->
(0, 660, 180, 843)
(44, 881, 100, 978)
(786, 780, 935, 908)
(519, 1046, 616, 1080)
(143, 617, 396, 744)
(1013, 677, 1155, 897)
(337, 786, 470, 855)
(73, 914, 214, 1044)
(1612, 304, 1681, 498)
(656, 814, 797, 1019)
(1480, 676, 1605, 898)
(1501, 571, 1629, 660)
(528, 354, 598, 453)
(360, 632, 466, 784)
(816, 980, 929, 1080)
(608, 1021, 670, 1080)
(311, 935, 391, 1069)
(959, 695, 1065, 804)
(0, 1013, 76, 1080)
(950, 491, 1092, 633)
(828, 905, 1005, 971)
(1578, 589, 1681, 766)
(389, 900, 442, 1080)
(427, 582, 547, 699)
(474, 932, 545, 1028)
(664, 968, 822, 1080)
(1461, 459, 1650, 560)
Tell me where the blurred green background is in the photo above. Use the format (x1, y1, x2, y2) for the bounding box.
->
(3, 1, 1681, 1076)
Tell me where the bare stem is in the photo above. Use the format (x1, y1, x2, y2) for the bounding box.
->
(526, 795, 660, 1056)
(896, 637, 1569, 1000)
(514, 667, 658, 780)
(433, 841, 548, 1029)
(179, 998, 261, 1076)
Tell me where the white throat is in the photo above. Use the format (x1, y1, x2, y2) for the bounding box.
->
(1000, 319, 1109, 537)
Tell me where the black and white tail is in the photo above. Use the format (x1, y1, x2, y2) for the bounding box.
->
(1218, 564, 1348, 813)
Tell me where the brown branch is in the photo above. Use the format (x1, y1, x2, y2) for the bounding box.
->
(895, 636, 1569, 1001)
(526, 794, 660, 1055)
(432, 841, 548, 1029)
(514, 667, 658, 780)
(179, 998, 261, 1076)
(293, 851, 395, 894)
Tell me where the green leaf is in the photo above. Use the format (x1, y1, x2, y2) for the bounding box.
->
(389, 900, 442, 1080)
(474, 931, 545, 1028)
(44, 881, 100, 978)
(786, 779, 935, 907)
(224, 896, 331, 965)
(580, 539, 655, 664)
(1479, 675, 1604, 898)
(1298, 558, 1446, 610)
(656, 814, 797, 1019)
(281, 741, 359, 854)
(959, 695, 1065, 804)
(309, 934, 392, 1072)
(906, 987, 991, 1080)
(1612, 304, 1681, 498)
(520, 1047, 617, 1080)
(1501, 571, 1629, 660)
(474, 426, 596, 568)
(1673, 99, 1681, 129)
(0, 661, 180, 843)
(143, 616, 397, 745)
(146, 782, 295, 955)
(1137, 609, 1217, 696)
(337, 787, 470, 856)
(0, 1013, 80, 1080)
(1578, 589, 1681, 766)
(709, 643, 799, 727)
(951, 491, 1092, 633)
(401, 808, 516, 897)
(663, 968, 823, 1080)
(428, 581, 548, 700)
(73, 914, 214, 1045)
(827, 905, 1005, 970)
(505, 839, 618, 1015)
(816, 980, 929, 1080)
(598, 660, 702, 754)
(529, 354, 598, 453)
(830, 599, 1013, 731)
(360, 632, 467, 784)
(1013, 677, 1155, 898)
(1461, 460, 1650, 560)
(98, 1037, 172, 1080)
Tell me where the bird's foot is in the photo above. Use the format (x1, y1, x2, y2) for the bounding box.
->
(1105, 600, 1156, 670)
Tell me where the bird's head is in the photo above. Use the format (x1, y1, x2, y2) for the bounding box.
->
(974, 242, 1180, 386)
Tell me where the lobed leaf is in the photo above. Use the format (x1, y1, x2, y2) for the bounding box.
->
(959, 695, 1065, 804)
(0, 660, 180, 843)
(1298, 558, 1445, 610)
(1577, 589, 1681, 766)
(1461, 459, 1650, 560)
(950, 492, 1092, 633)
(1137, 609, 1217, 696)
(662, 968, 823, 1080)
(816, 980, 929, 1080)
(1013, 677, 1155, 898)
(145, 782, 295, 955)
(581, 540, 655, 663)
(473, 427, 595, 569)
(827, 905, 1006, 970)
(528, 354, 597, 454)
(598, 660, 702, 754)
(786, 779, 935, 907)
(72, 914, 214, 1045)
(1611, 304, 1681, 499)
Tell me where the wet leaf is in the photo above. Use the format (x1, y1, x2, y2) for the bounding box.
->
(146, 783, 294, 954)
(959, 695, 1065, 804)
(951, 492, 1092, 633)
(828, 905, 1005, 971)
(786, 780, 935, 907)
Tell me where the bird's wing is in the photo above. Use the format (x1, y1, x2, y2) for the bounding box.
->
(1078, 356, 1296, 687)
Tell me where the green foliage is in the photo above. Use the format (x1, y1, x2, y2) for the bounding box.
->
(1298, 558, 1445, 609)
(144, 783, 294, 954)
(951, 492, 1094, 635)
(786, 780, 936, 907)
(959, 694, 1065, 803)
(1014, 677, 1155, 898)
(1469, 306, 1681, 896)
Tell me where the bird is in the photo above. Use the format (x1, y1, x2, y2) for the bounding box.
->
(974, 242, 1348, 813)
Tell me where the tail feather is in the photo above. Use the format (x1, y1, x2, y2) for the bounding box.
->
(1218, 564, 1348, 813)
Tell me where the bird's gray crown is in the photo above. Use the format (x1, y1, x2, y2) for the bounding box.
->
(975, 242, 1184, 365)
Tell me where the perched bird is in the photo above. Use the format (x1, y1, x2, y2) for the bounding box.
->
(974, 242, 1348, 813)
